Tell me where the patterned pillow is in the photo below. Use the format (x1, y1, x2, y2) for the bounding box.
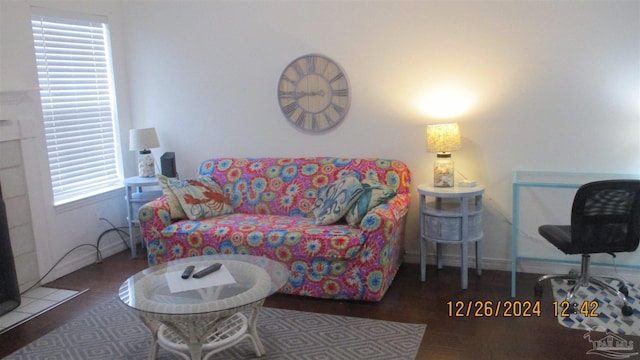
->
(166, 176, 233, 220)
(313, 175, 364, 225)
(345, 177, 397, 227)
(158, 175, 187, 220)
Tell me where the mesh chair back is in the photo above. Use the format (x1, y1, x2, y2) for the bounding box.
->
(570, 180, 640, 254)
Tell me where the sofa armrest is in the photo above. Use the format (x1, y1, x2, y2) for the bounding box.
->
(138, 195, 172, 259)
(359, 193, 410, 244)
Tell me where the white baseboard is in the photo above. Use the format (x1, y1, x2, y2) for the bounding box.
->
(403, 252, 511, 271)
(403, 252, 640, 283)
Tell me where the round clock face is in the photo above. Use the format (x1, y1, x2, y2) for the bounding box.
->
(278, 54, 351, 132)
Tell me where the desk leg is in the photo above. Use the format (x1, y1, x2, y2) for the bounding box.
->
(511, 183, 521, 297)
(436, 243, 443, 270)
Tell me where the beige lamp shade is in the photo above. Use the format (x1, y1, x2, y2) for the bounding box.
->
(129, 128, 159, 177)
(426, 123, 462, 153)
(129, 128, 160, 151)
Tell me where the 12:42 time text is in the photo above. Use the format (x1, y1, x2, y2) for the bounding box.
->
(553, 300, 599, 317)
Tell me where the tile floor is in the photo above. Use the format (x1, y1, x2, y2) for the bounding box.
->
(0, 287, 80, 334)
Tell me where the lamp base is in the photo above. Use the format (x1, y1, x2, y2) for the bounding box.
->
(434, 153, 454, 187)
(137, 150, 155, 177)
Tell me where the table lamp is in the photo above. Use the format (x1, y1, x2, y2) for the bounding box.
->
(426, 123, 461, 187)
(129, 128, 160, 177)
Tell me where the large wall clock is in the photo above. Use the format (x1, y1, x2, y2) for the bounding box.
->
(277, 54, 351, 133)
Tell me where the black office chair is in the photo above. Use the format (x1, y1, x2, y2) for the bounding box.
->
(534, 180, 640, 316)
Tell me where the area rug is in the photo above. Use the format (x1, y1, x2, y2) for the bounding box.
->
(552, 279, 640, 336)
(5, 297, 426, 360)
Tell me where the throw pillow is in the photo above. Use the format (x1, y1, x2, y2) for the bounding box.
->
(167, 176, 233, 220)
(345, 177, 397, 227)
(313, 175, 364, 225)
(158, 175, 187, 220)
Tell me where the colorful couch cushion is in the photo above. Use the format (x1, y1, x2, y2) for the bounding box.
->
(159, 213, 365, 261)
(313, 174, 364, 225)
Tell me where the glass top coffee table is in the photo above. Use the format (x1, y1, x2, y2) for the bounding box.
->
(118, 255, 289, 360)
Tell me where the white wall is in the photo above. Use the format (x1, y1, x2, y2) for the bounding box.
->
(1, 0, 638, 284)
(121, 1, 640, 273)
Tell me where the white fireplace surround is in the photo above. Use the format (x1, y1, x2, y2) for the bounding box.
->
(0, 90, 40, 292)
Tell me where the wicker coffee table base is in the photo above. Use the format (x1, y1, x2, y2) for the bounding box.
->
(141, 304, 264, 360)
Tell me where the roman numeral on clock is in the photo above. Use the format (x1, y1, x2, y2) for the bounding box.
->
(306, 55, 315, 74)
(331, 103, 345, 115)
(293, 61, 305, 77)
(295, 112, 306, 127)
(282, 101, 298, 117)
(333, 88, 348, 97)
(279, 90, 295, 99)
(330, 73, 344, 84)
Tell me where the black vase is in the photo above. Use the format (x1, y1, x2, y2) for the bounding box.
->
(0, 182, 21, 315)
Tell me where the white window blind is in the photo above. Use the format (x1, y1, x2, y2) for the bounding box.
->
(31, 12, 121, 206)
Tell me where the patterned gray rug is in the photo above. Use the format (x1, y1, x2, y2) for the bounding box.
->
(5, 297, 425, 359)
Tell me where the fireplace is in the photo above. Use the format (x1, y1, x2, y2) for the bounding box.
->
(1, 90, 41, 312)
(0, 181, 20, 315)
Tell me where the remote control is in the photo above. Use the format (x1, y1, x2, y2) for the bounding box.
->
(181, 265, 195, 279)
(192, 263, 222, 279)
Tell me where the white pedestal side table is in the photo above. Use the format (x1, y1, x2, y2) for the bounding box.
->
(124, 176, 162, 258)
(418, 184, 484, 289)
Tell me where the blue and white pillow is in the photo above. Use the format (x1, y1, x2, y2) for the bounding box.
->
(345, 177, 396, 227)
(313, 175, 364, 225)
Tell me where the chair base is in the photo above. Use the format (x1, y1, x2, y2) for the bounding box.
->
(534, 254, 634, 316)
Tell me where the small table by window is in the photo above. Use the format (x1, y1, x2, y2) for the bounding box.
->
(124, 176, 162, 258)
(418, 184, 484, 289)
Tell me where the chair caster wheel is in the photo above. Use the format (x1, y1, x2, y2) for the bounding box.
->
(534, 283, 543, 296)
(619, 286, 629, 297)
(622, 305, 633, 316)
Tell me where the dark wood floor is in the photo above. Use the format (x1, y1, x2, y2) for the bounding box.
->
(1, 249, 632, 359)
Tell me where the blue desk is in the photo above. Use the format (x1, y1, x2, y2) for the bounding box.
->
(510, 171, 640, 297)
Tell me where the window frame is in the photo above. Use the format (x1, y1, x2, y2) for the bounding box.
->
(31, 7, 123, 207)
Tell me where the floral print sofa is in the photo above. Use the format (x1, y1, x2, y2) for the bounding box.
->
(138, 157, 411, 301)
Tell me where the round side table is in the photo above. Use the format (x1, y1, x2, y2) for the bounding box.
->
(417, 184, 485, 289)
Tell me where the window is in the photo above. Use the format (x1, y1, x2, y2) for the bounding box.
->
(31, 9, 121, 206)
